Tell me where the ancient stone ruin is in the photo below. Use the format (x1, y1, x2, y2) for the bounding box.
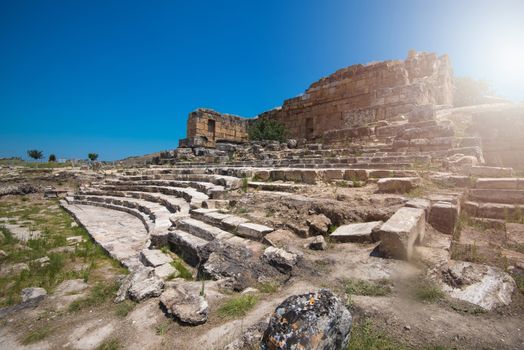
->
(1, 51, 524, 349)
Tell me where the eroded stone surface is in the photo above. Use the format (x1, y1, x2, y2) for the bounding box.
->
(160, 284, 208, 325)
(330, 221, 382, 243)
(261, 289, 352, 350)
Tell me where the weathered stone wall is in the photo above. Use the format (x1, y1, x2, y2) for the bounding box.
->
(181, 109, 250, 148)
(182, 50, 453, 146)
(471, 106, 524, 169)
(258, 51, 453, 141)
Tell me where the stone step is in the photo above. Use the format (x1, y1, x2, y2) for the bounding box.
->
(248, 182, 307, 192)
(119, 172, 242, 190)
(469, 189, 524, 205)
(92, 184, 208, 207)
(475, 178, 522, 190)
(109, 177, 226, 196)
(463, 201, 524, 221)
(176, 218, 233, 242)
(167, 229, 208, 267)
(467, 166, 514, 177)
(66, 198, 153, 233)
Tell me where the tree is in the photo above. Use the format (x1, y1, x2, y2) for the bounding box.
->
(27, 150, 43, 161)
(454, 76, 493, 107)
(87, 153, 99, 162)
(248, 119, 286, 142)
(48, 154, 56, 162)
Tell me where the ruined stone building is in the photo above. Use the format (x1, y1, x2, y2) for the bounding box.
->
(180, 50, 454, 148)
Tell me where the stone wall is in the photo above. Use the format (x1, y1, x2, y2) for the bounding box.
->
(180, 109, 250, 148)
(471, 106, 524, 169)
(258, 50, 453, 141)
(181, 50, 453, 147)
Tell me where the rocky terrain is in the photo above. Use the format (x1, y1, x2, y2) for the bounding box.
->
(1, 103, 524, 350)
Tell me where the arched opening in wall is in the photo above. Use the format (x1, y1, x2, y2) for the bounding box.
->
(305, 118, 314, 139)
(207, 119, 216, 140)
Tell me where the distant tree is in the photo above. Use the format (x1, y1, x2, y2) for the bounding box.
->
(48, 154, 56, 162)
(27, 150, 43, 161)
(454, 76, 493, 107)
(87, 153, 99, 162)
(248, 119, 286, 142)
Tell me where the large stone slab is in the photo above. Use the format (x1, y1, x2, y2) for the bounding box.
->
(377, 177, 420, 193)
(330, 221, 382, 243)
(475, 178, 518, 189)
(469, 189, 524, 205)
(428, 201, 459, 235)
(376, 207, 425, 260)
(160, 284, 208, 325)
(468, 166, 514, 177)
(237, 223, 273, 240)
(140, 249, 173, 267)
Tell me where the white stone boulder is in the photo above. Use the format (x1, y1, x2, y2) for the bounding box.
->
(140, 249, 173, 267)
(237, 223, 273, 240)
(376, 207, 425, 260)
(21, 287, 47, 303)
(160, 284, 208, 325)
(431, 261, 516, 310)
(263, 246, 298, 273)
(330, 221, 383, 243)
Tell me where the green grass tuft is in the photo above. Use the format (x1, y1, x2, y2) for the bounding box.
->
(414, 282, 445, 303)
(115, 300, 136, 318)
(217, 294, 258, 319)
(345, 279, 392, 297)
(69, 281, 119, 312)
(170, 258, 193, 280)
(21, 325, 53, 345)
(258, 281, 279, 294)
(97, 338, 121, 350)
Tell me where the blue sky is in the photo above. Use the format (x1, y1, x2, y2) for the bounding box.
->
(1, 0, 523, 160)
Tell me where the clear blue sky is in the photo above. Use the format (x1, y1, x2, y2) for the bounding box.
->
(1, 0, 523, 160)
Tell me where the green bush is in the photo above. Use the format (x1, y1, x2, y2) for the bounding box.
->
(248, 119, 286, 142)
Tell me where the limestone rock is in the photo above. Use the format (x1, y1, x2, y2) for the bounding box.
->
(115, 266, 154, 303)
(21, 287, 47, 303)
(305, 236, 327, 250)
(307, 214, 331, 236)
(377, 177, 420, 193)
(140, 249, 173, 267)
(263, 246, 298, 273)
(261, 289, 352, 350)
(128, 276, 164, 301)
(376, 207, 425, 260)
(330, 221, 382, 243)
(431, 261, 516, 310)
(237, 222, 273, 240)
(286, 139, 298, 149)
(429, 201, 458, 235)
(154, 263, 178, 280)
(160, 284, 208, 325)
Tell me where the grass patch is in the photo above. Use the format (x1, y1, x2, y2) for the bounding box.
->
(21, 325, 53, 345)
(97, 338, 121, 350)
(345, 279, 392, 297)
(115, 300, 136, 318)
(0, 198, 122, 306)
(348, 319, 408, 350)
(257, 281, 279, 294)
(217, 294, 258, 319)
(170, 258, 193, 280)
(154, 322, 171, 336)
(414, 282, 445, 303)
(241, 176, 249, 193)
(69, 281, 119, 312)
(513, 273, 524, 294)
(327, 225, 338, 234)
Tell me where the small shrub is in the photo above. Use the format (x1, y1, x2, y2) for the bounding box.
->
(97, 338, 120, 350)
(170, 258, 193, 280)
(414, 282, 445, 303)
(258, 281, 279, 294)
(217, 294, 258, 319)
(241, 176, 249, 193)
(345, 279, 391, 297)
(155, 322, 171, 336)
(48, 154, 56, 162)
(247, 119, 286, 142)
(115, 300, 135, 318)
